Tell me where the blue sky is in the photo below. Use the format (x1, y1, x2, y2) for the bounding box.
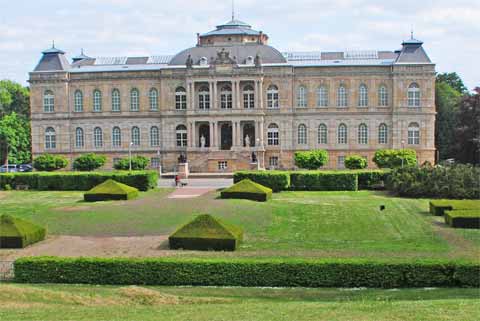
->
(1, 0, 478, 89)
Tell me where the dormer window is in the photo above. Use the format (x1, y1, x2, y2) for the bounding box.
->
(246, 56, 254, 65)
(199, 57, 208, 66)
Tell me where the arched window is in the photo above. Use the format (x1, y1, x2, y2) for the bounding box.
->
(75, 127, 84, 148)
(317, 86, 328, 107)
(318, 124, 328, 144)
(243, 85, 255, 109)
(358, 123, 368, 144)
(150, 126, 159, 147)
(408, 122, 420, 145)
(198, 86, 210, 110)
(130, 88, 139, 111)
(267, 123, 279, 146)
(45, 127, 56, 149)
(378, 123, 388, 144)
(112, 127, 121, 147)
(176, 125, 187, 147)
(175, 87, 187, 110)
(267, 85, 279, 108)
(220, 85, 232, 109)
(358, 84, 368, 107)
(74, 90, 83, 112)
(408, 83, 420, 107)
(131, 126, 140, 146)
(297, 86, 307, 107)
(297, 124, 307, 144)
(93, 89, 102, 112)
(337, 123, 347, 144)
(93, 127, 103, 148)
(337, 85, 347, 107)
(112, 89, 121, 111)
(378, 85, 388, 107)
(149, 88, 158, 111)
(43, 90, 54, 112)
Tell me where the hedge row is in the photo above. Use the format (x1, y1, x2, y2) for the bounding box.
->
(233, 171, 290, 192)
(290, 172, 358, 191)
(445, 210, 480, 229)
(14, 257, 479, 288)
(429, 200, 480, 216)
(0, 171, 158, 191)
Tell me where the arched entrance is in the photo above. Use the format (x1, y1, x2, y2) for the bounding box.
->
(243, 123, 255, 147)
(198, 124, 210, 147)
(220, 123, 232, 150)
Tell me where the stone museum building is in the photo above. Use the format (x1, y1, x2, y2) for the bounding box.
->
(29, 17, 436, 172)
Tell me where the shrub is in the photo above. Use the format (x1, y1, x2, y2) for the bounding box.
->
(234, 171, 290, 192)
(373, 149, 417, 168)
(345, 155, 367, 170)
(221, 179, 272, 202)
(429, 200, 480, 216)
(294, 150, 328, 170)
(0, 215, 46, 248)
(445, 210, 480, 229)
(290, 171, 358, 191)
(33, 154, 68, 171)
(84, 179, 139, 202)
(73, 153, 106, 171)
(14, 256, 480, 288)
(169, 214, 243, 251)
(114, 156, 150, 170)
(352, 170, 389, 190)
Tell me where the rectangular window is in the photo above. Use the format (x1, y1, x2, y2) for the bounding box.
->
(267, 131, 279, 146)
(151, 157, 160, 168)
(113, 158, 121, 166)
(269, 156, 279, 168)
(218, 161, 228, 170)
(337, 156, 345, 169)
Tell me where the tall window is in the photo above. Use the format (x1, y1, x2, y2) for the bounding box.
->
(45, 127, 56, 149)
(220, 85, 232, 109)
(358, 123, 368, 144)
(175, 87, 187, 110)
(267, 85, 279, 108)
(43, 90, 54, 112)
(337, 85, 347, 107)
(198, 86, 210, 110)
(408, 122, 420, 145)
(378, 85, 388, 107)
(378, 123, 388, 144)
(337, 123, 347, 144)
(149, 88, 158, 111)
(297, 86, 307, 107)
(298, 124, 307, 144)
(243, 85, 255, 109)
(112, 89, 121, 112)
(176, 125, 187, 147)
(131, 126, 140, 146)
(74, 90, 83, 112)
(408, 83, 420, 107)
(93, 127, 103, 148)
(130, 88, 139, 111)
(75, 127, 84, 148)
(267, 123, 279, 145)
(150, 126, 159, 147)
(317, 86, 328, 107)
(318, 124, 328, 144)
(112, 127, 121, 147)
(358, 84, 368, 107)
(93, 89, 102, 112)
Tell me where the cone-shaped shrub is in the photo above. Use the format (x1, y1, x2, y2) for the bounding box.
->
(84, 179, 139, 202)
(0, 215, 46, 248)
(221, 179, 272, 202)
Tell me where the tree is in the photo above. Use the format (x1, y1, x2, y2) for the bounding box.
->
(0, 80, 30, 118)
(294, 150, 328, 170)
(435, 81, 461, 160)
(436, 72, 468, 94)
(33, 154, 68, 171)
(73, 153, 107, 171)
(373, 149, 417, 168)
(344, 155, 367, 169)
(0, 112, 31, 165)
(454, 87, 480, 165)
(114, 156, 150, 170)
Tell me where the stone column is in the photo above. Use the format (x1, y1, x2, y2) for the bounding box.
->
(209, 121, 214, 148)
(259, 80, 264, 109)
(192, 121, 196, 148)
(260, 120, 264, 146)
(212, 81, 217, 109)
(186, 81, 191, 110)
(236, 81, 241, 109)
(232, 121, 237, 147)
(191, 82, 195, 110)
(209, 81, 213, 110)
(255, 121, 260, 146)
(231, 80, 236, 109)
(255, 80, 259, 109)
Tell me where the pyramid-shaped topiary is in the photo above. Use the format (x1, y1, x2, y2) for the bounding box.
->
(0, 215, 46, 248)
(220, 179, 272, 202)
(84, 179, 139, 202)
(169, 214, 243, 251)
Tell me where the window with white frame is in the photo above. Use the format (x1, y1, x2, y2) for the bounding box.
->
(243, 85, 255, 109)
(378, 123, 388, 144)
(358, 123, 368, 144)
(198, 86, 210, 110)
(267, 123, 279, 146)
(93, 89, 102, 112)
(297, 86, 307, 107)
(150, 126, 159, 147)
(337, 123, 347, 144)
(218, 161, 228, 170)
(378, 85, 388, 107)
(337, 85, 348, 107)
(112, 127, 121, 147)
(220, 85, 232, 109)
(74, 90, 83, 112)
(408, 83, 420, 107)
(176, 125, 187, 147)
(112, 89, 121, 112)
(337, 156, 345, 169)
(93, 127, 103, 148)
(358, 84, 368, 107)
(318, 123, 328, 144)
(131, 126, 140, 146)
(45, 127, 56, 149)
(175, 87, 187, 110)
(43, 90, 54, 112)
(149, 88, 158, 111)
(269, 156, 279, 168)
(75, 127, 84, 148)
(408, 122, 420, 145)
(317, 85, 328, 107)
(130, 88, 139, 111)
(267, 85, 279, 108)
(151, 157, 160, 168)
(298, 124, 307, 144)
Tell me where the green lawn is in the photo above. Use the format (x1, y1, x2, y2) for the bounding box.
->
(0, 284, 478, 321)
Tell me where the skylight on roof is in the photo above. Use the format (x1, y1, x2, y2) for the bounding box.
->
(94, 57, 128, 65)
(282, 52, 322, 61)
(147, 56, 173, 64)
(344, 50, 378, 60)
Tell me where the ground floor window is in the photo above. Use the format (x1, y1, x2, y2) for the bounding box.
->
(218, 161, 228, 170)
(151, 157, 160, 168)
(337, 156, 345, 169)
(112, 158, 121, 166)
(269, 156, 279, 169)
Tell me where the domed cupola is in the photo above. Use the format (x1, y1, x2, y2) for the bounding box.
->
(198, 18, 268, 46)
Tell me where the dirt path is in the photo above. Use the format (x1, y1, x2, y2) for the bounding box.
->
(167, 187, 215, 199)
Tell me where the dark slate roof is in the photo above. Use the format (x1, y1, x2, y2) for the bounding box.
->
(34, 46, 70, 72)
(201, 19, 261, 37)
(169, 44, 286, 65)
(395, 38, 431, 64)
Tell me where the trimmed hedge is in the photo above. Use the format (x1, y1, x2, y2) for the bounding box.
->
(344, 155, 367, 170)
(0, 171, 157, 191)
(445, 210, 480, 229)
(294, 150, 328, 170)
(429, 200, 480, 216)
(84, 179, 139, 202)
(221, 179, 272, 202)
(0, 215, 46, 248)
(290, 171, 358, 191)
(352, 170, 389, 190)
(234, 171, 290, 192)
(373, 149, 417, 168)
(14, 256, 480, 288)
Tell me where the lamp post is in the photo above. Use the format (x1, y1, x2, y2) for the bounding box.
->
(401, 139, 405, 168)
(157, 149, 162, 176)
(128, 142, 133, 171)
